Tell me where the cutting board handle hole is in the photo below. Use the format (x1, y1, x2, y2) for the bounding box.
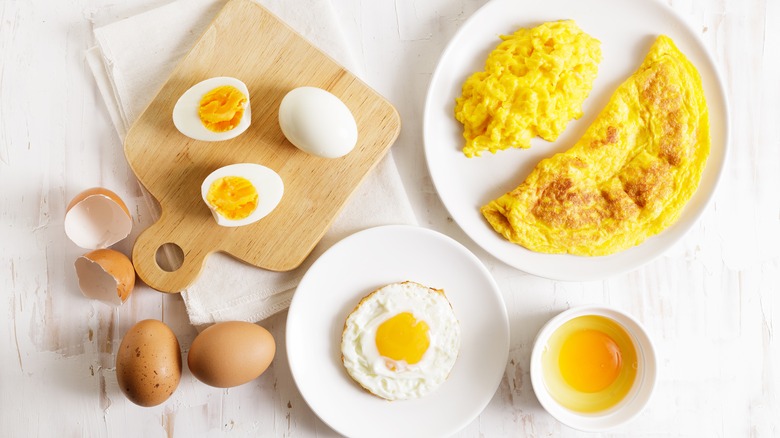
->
(155, 243, 185, 272)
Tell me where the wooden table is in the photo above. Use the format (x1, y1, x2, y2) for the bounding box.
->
(1, 0, 777, 435)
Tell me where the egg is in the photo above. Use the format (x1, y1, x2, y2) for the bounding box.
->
(200, 163, 284, 227)
(455, 20, 602, 157)
(278, 86, 358, 158)
(74, 249, 135, 305)
(340, 281, 461, 401)
(187, 321, 276, 388)
(116, 320, 182, 407)
(541, 315, 638, 413)
(482, 35, 710, 255)
(172, 77, 251, 141)
(64, 187, 133, 249)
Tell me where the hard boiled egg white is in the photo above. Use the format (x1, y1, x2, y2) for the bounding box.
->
(341, 281, 461, 401)
(201, 163, 284, 227)
(278, 86, 358, 158)
(173, 77, 251, 141)
(541, 315, 638, 413)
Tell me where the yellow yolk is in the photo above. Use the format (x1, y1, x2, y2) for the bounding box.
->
(199, 85, 247, 132)
(558, 329, 622, 393)
(542, 315, 638, 413)
(206, 176, 258, 220)
(375, 312, 430, 367)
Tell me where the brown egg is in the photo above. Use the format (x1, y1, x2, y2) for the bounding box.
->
(187, 321, 275, 388)
(64, 187, 133, 249)
(116, 320, 182, 407)
(75, 249, 135, 305)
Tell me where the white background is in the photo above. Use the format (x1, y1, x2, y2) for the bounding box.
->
(1, 0, 778, 436)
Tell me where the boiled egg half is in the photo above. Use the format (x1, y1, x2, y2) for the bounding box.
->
(201, 163, 283, 227)
(173, 77, 251, 141)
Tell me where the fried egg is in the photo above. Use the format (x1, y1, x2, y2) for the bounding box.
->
(341, 281, 461, 401)
(482, 35, 710, 255)
(454, 20, 602, 157)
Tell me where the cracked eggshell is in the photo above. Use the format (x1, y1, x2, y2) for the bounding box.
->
(64, 187, 133, 249)
(75, 249, 135, 306)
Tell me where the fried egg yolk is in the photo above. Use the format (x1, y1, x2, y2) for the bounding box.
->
(206, 176, 258, 220)
(198, 85, 247, 132)
(375, 312, 430, 368)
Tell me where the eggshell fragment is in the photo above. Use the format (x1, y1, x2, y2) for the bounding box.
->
(116, 320, 182, 407)
(187, 321, 276, 388)
(278, 86, 358, 158)
(64, 187, 133, 249)
(75, 249, 135, 306)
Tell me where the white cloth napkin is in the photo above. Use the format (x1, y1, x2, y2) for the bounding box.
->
(86, 0, 416, 325)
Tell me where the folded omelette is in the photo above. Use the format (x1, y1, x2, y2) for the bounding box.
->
(482, 35, 710, 256)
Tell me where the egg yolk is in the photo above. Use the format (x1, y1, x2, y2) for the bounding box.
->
(558, 329, 622, 393)
(199, 85, 247, 132)
(375, 312, 429, 368)
(206, 176, 258, 220)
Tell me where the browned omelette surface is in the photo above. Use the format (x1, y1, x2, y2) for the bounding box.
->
(482, 35, 710, 256)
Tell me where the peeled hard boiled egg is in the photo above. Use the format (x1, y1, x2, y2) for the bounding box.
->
(201, 163, 284, 227)
(64, 187, 133, 249)
(278, 86, 358, 158)
(173, 77, 251, 141)
(74, 249, 135, 306)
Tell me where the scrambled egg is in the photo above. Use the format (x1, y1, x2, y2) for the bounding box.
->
(481, 35, 710, 256)
(454, 20, 602, 157)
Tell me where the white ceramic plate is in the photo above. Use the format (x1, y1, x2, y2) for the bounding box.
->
(286, 225, 510, 438)
(423, 0, 728, 281)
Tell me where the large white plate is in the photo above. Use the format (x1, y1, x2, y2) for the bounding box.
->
(423, 0, 728, 281)
(286, 225, 510, 438)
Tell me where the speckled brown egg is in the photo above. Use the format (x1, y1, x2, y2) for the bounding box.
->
(187, 321, 275, 388)
(116, 319, 182, 407)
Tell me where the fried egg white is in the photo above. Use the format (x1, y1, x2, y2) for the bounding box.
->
(341, 281, 461, 401)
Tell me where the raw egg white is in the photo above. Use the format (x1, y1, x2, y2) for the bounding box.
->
(341, 281, 461, 401)
(541, 315, 638, 413)
(278, 86, 358, 158)
(200, 163, 284, 227)
(173, 77, 251, 141)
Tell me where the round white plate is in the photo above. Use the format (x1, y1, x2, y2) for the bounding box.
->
(286, 225, 510, 438)
(423, 0, 728, 281)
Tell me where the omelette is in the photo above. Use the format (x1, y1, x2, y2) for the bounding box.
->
(455, 20, 602, 157)
(481, 35, 710, 256)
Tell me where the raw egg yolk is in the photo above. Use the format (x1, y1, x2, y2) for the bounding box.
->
(376, 312, 430, 367)
(206, 176, 258, 220)
(558, 329, 622, 393)
(199, 85, 247, 132)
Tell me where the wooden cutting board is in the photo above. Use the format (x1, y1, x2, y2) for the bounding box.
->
(125, 0, 400, 293)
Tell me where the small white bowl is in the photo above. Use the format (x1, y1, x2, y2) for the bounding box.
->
(530, 305, 658, 432)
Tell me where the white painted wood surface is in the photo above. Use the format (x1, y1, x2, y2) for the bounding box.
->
(1, 0, 777, 436)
